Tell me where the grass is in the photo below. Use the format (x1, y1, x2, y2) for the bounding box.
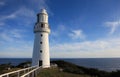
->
(37, 67, 91, 77)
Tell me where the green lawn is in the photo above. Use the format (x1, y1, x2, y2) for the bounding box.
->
(37, 67, 91, 77)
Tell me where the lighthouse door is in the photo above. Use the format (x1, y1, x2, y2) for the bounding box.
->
(39, 60, 42, 66)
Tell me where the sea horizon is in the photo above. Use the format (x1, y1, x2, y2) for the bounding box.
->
(1, 58, 120, 72)
(0, 57, 120, 59)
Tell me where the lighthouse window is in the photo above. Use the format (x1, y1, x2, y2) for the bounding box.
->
(40, 50, 42, 53)
(40, 42, 42, 44)
(37, 14, 39, 22)
(41, 34, 43, 37)
(41, 23, 44, 28)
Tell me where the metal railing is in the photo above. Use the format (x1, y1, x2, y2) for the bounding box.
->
(21, 66, 41, 77)
(0, 65, 38, 77)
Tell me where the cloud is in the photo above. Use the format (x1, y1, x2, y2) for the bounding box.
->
(10, 29, 25, 38)
(1, 37, 120, 58)
(0, 0, 50, 58)
(0, 7, 37, 32)
(0, 41, 33, 58)
(0, 0, 50, 27)
(0, 27, 33, 58)
(0, 28, 25, 42)
(50, 38, 120, 58)
(0, 14, 16, 21)
(0, 0, 49, 21)
(0, 7, 35, 21)
(0, 32, 13, 42)
(69, 29, 86, 40)
(105, 20, 120, 34)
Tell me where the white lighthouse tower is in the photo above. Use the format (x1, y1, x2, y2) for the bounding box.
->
(32, 9, 50, 68)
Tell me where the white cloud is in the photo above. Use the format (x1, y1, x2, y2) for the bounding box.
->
(10, 29, 25, 38)
(0, 0, 50, 58)
(50, 38, 120, 58)
(0, 7, 35, 21)
(105, 20, 120, 34)
(0, 7, 37, 31)
(69, 29, 86, 40)
(0, 14, 16, 21)
(0, 41, 33, 58)
(0, 0, 49, 22)
(0, 28, 25, 42)
(0, 32, 13, 42)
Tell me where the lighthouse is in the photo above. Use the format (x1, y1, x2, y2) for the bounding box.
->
(32, 9, 50, 68)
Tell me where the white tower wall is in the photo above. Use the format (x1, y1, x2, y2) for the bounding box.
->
(32, 9, 50, 68)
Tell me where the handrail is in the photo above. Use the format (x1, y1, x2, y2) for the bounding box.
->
(21, 66, 41, 77)
(0, 65, 38, 77)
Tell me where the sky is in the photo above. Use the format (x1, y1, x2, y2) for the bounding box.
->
(0, 0, 120, 58)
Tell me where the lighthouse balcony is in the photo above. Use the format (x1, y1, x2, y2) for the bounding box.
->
(34, 28, 50, 33)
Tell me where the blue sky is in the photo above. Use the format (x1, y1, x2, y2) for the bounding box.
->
(0, 0, 120, 58)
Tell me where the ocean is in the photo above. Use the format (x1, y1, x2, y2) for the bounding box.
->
(0, 58, 120, 72)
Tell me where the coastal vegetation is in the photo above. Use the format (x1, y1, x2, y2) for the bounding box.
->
(0, 60, 120, 77)
(0, 61, 31, 75)
(51, 60, 120, 77)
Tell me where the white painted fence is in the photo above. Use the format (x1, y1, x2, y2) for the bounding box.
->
(0, 65, 38, 77)
(20, 66, 41, 77)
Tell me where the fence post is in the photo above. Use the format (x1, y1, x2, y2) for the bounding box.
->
(27, 74, 29, 77)
(18, 72, 20, 77)
(7, 74, 9, 77)
(32, 72, 34, 77)
(28, 69, 29, 73)
(23, 69, 25, 74)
